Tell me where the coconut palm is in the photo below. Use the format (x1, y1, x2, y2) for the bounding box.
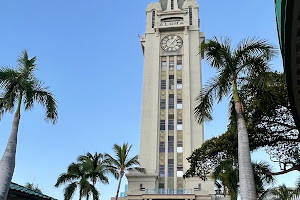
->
(55, 162, 99, 200)
(78, 152, 119, 186)
(106, 143, 146, 200)
(77, 152, 119, 200)
(195, 37, 277, 200)
(0, 50, 58, 199)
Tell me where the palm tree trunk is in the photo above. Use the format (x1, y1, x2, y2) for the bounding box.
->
(0, 112, 20, 199)
(115, 172, 124, 200)
(233, 80, 256, 200)
(0, 96, 22, 200)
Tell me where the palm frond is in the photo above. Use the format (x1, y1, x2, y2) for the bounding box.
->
(128, 167, 146, 174)
(29, 85, 58, 124)
(234, 37, 278, 64)
(201, 37, 233, 70)
(63, 182, 77, 200)
(125, 154, 139, 168)
(105, 153, 121, 168)
(194, 77, 221, 123)
(55, 173, 79, 187)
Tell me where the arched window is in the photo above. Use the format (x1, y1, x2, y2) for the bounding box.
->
(152, 10, 155, 28)
(171, 0, 174, 10)
(189, 7, 193, 25)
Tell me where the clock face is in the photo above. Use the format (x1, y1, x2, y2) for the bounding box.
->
(161, 35, 183, 52)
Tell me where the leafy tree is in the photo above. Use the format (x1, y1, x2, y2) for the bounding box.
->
(0, 50, 58, 199)
(106, 143, 145, 200)
(194, 37, 277, 199)
(25, 182, 42, 193)
(55, 162, 98, 200)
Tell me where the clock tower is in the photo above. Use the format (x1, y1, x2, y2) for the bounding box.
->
(125, 0, 215, 199)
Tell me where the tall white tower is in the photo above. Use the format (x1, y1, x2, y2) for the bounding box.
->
(126, 0, 215, 199)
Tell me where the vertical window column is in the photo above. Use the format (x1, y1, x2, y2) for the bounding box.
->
(189, 7, 193, 25)
(152, 10, 155, 28)
(159, 57, 167, 188)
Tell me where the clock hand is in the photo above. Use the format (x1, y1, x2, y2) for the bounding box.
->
(170, 36, 177, 45)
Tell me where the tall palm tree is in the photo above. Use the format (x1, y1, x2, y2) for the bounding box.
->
(77, 152, 119, 200)
(195, 37, 277, 200)
(55, 162, 99, 200)
(0, 50, 58, 199)
(106, 143, 146, 200)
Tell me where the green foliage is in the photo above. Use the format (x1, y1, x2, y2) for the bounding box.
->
(195, 37, 277, 123)
(186, 71, 299, 198)
(55, 152, 117, 200)
(0, 50, 58, 123)
(106, 143, 146, 174)
(24, 182, 42, 193)
(106, 143, 145, 200)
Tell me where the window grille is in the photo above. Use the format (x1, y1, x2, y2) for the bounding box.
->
(189, 7, 193, 25)
(152, 10, 155, 28)
(160, 120, 165, 130)
(161, 99, 166, 109)
(161, 80, 166, 89)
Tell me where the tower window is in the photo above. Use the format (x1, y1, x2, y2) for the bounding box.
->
(171, 0, 174, 10)
(177, 119, 182, 130)
(169, 75, 174, 89)
(160, 120, 165, 130)
(169, 94, 174, 109)
(177, 99, 182, 109)
(177, 60, 182, 70)
(168, 159, 174, 176)
(161, 61, 167, 71)
(169, 60, 174, 71)
(177, 79, 182, 89)
(168, 136, 174, 152)
(152, 10, 156, 28)
(177, 141, 183, 153)
(159, 165, 165, 177)
(161, 80, 166, 89)
(161, 99, 166, 109)
(189, 7, 193, 25)
(169, 119, 174, 130)
(159, 141, 165, 152)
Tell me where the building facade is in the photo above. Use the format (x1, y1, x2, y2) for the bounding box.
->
(125, 0, 216, 199)
(275, 0, 300, 132)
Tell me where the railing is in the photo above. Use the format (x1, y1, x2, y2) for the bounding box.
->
(145, 188, 193, 194)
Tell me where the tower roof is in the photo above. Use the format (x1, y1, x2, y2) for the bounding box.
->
(159, 0, 185, 10)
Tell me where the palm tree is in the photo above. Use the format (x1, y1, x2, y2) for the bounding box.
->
(0, 50, 58, 199)
(77, 152, 119, 200)
(106, 143, 146, 200)
(195, 37, 277, 200)
(55, 162, 99, 200)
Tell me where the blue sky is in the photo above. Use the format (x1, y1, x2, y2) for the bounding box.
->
(0, 0, 298, 200)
